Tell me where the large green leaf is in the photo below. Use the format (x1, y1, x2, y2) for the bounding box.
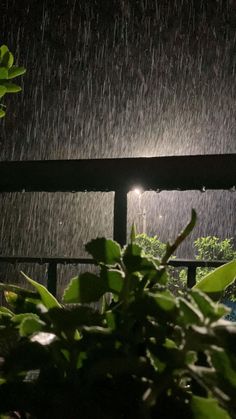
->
(2, 82, 21, 93)
(194, 261, 236, 298)
(190, 289, 230, 321)
(19, 316, 46, 337)
(0, 45, 9, 60)
(85, 238, 121, 265)
(123, 243, 159, 275)
(154, 291, 176, 311)
(0, 51, 14, 69)
(63, 273, 107, 303)
(191, 396, 231, 419)
(21, 272, 61, 309)
(0, 282, 38, 299)
(8, 66, 26, 79)
(178, 298, 203, 325)
(0, 67, 8, 79)
(100, 267, 124, 294)
(211, 348, 236, 387)
(0, 307, 13, 316)
(0, 85, 7, 98)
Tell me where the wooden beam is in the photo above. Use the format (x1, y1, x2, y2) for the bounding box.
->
(0, 154, 235, 192)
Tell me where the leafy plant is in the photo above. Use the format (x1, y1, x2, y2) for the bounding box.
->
(0, 211, 236, 418)
(134, 233, 166, 259)
(134, 233, 183, 294)
(0, 45, 26, 118)
(195, 237, 236, 261)
(179, 237, 236, 300)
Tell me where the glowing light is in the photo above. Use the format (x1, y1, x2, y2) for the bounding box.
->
(133, 187, 143, 195)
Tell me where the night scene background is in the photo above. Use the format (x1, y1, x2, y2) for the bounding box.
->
(0, 0, 235, 289)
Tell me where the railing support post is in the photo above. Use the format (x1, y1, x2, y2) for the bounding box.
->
(187, 266, 197, 288)
(113, 189, 127, 246)
(47, 262, 57, 296)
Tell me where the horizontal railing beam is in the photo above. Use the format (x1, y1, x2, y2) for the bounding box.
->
(0, 257, 229, 295)
(0, 256, 96, 264)
(0, 154, 235, 192)
(0, 256, 229, 267)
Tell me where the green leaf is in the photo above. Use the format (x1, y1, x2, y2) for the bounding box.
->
(100, 267, 124, 294)
(1, 51, 14, 69)
(154, 291, 176, 311)
(19, 316, 46, 337)
(211, 348, 236, 387)
(123, 243, 158, 275)
(0, 108, 6, 118)
(147, 349, 166, 372)
(63, 273, 107, 303)
(0, 282, 37, 299)
(105, 311, 116, 329)
(21, 272, 61, 309)
(194, 261, 236, 299)
(0, 45, 9, 61)
(130, 223, 137, 243)
(11, 312, 40, 324)
(0, 67, 8, 79)
(190, 289, 230, 321)
(0, 307, 13, 316)
(178, 297, 203, 325)
(162, 209, 197, 264)
(0, 85, 7, 98)
(2, 82, 21, 93)
(191, 396, 231, 419)
(85, 238, 121, 265)
(8, 66, 26, 79)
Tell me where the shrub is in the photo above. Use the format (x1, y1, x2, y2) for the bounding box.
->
(134, 233, 166, 259)
(0, 211, 236, 418)
(179, 237, 236, 300)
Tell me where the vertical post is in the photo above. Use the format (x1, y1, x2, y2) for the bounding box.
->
(187, 266, 197, 288)
(113, 189, 128, 246)
(47, 262, 57, 296)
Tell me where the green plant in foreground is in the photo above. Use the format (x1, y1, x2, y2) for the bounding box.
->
(0, 211, 236, 418)
(134, 233, 182, 294)
(0, 44, 26, 118)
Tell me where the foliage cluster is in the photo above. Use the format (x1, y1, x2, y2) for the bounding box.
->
(0, 45, 26, 118)
(194, 237, 236, 262)
(135, 234, 236, 301)
(179, 237, 236, 302)
(0, 212, 236, 418)
(134, 234, 166, 259)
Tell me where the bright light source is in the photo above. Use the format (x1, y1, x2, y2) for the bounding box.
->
(158, 215, 163, 219)
(133, 187, 143, 195)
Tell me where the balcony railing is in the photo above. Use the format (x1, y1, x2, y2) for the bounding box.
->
(0, 256, 229, 296)
(0, 154, 235, 295)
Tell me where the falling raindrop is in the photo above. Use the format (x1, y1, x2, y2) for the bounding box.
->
(0, 0, 235, 286)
